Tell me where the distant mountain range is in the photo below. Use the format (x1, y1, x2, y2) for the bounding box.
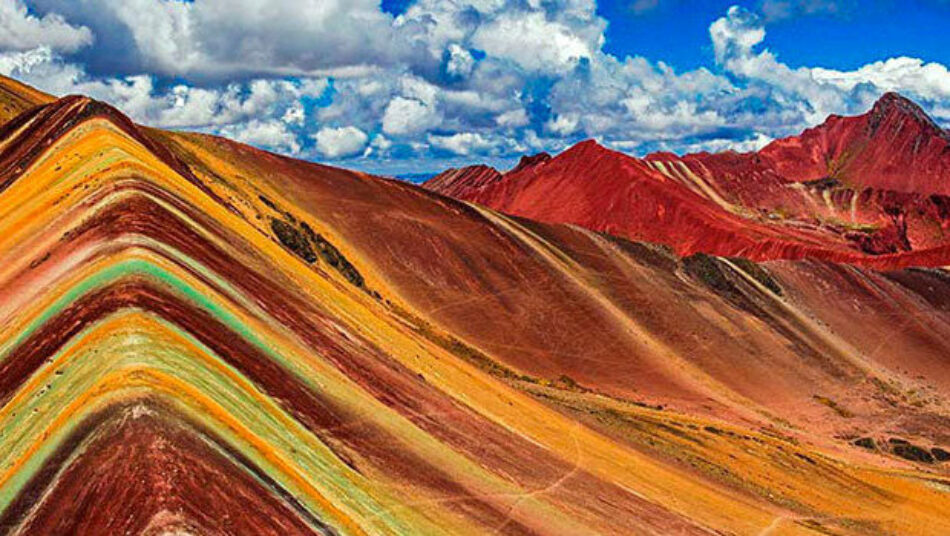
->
(391, 171, 439, 184)
(426, 92, 950, 269)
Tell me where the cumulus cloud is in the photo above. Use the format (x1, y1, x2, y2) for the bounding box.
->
(382, 96, 442, 137)
(445, 44, 475, 78)
(0, 46, 330, 128)
(2, 0, 950, 172)
(428, 132, 494, 156)
(812, 57, 950, 101)
(471, 12, 597, 74)
(0, 45, 55, 76)
(0, 0, 91, 53)
(709, 6, 950, 125)
(0, 46, 330, 158)
(664, 132, 775, 154)
(27, 0, 416, 79)
(314, 126, 369, 159)
(496, 108, 529, 128)
(546, 114, 580, 136)
(219, 119, 300, 155)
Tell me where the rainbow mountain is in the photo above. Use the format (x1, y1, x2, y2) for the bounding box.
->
(0, 75, 948, 535)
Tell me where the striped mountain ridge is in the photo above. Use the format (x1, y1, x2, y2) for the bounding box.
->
(0, 75, 948, 534)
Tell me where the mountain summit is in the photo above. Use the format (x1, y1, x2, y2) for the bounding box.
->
(760, 92, 950, 194)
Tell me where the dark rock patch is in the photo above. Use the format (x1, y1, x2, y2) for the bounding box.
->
(271, 219, 317, 263)
(684, 253, 733, 294)
(268, 212, 370, 293)
(301, 222, 365, 289)
(728, 257, 783, 296)
(794, 453, 817, 465)
(257, 194, 278, 210)
(888, 438, 934, 463)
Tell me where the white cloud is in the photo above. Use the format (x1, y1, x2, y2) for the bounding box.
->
(471, 12, 595, 74)
(282, 101, 305, 125)
(399, 75, 440, 106)
(545, 114, 579, 136)
(708, 5, 950, 127)
(314, 125, 369, 159)
(428, 132, 494, 155)
(0, 47, 330, 131)
(371, 134, 392, 152)
(362, 133, 393, 158)
(382, 96, 441, 137)
(29, 0, 407, 78)
(668, 132, 775, 154)
(219, 119, 300, 155)
(812, 57, 950, 101)
(0, 0, 91, 52)
(496, 108, 529, 128)
(709, 6, 767, 66)
(445, 43, 474, 78)
(0, 45, 55, 76)
(3, 0, 950, 170)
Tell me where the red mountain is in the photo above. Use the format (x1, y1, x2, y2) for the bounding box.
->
(761, 92, 950, 194)
(419, 164, 502, 198)
(424, 93, 950, 268)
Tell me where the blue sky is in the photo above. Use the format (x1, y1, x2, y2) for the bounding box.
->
(596, 1, 950, 71)
(1, 0, 949, 175)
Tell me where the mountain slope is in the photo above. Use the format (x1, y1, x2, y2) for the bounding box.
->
(0, 78, 947, 535)
(0, 74, 53, 125)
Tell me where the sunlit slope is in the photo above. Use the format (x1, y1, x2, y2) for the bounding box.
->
(0, 74, 53, 126)
(0, 86, 945, 535)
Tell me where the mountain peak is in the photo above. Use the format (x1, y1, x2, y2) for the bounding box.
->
(572, 138, 608, 151)
(509, 152, 552, 174)
(0, 94, 199, 193)
(422, 163, 503, 198)
(868, 91, 944, 135)
(873, 91, 914, 108)
(557, 138, 621, 161)
(758, 91, 950, 194)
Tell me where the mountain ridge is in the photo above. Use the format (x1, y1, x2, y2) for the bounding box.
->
(426, 92, 950, 267)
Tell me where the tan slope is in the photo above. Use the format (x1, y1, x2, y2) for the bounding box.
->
(0, 74, 53, 125)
